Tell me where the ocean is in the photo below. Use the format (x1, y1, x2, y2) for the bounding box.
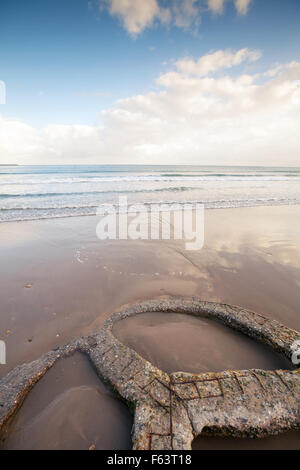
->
(0, 165, 300, 222)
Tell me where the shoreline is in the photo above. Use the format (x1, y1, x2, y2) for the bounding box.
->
(1, 200, 300, 224)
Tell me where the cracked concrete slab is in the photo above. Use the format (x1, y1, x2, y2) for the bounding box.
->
(0, 297, 299, 450)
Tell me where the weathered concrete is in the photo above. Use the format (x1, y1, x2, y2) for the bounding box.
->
(0, 297, 299, 450)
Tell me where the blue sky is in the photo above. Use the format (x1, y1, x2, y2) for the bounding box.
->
(0, 0, 300, 165)
(1, 0, 299, 127)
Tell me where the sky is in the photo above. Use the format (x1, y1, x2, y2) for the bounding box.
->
(0, 0, 300, 166)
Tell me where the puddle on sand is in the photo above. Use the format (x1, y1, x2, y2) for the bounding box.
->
(1, 352, 133, 450)
(192, 431, 300, 450)
(113, 312, 293, 374)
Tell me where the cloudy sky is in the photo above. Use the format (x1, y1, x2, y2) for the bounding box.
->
(0, 0, 299, 166)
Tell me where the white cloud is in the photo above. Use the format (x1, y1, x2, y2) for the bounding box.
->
(207, 0, 225, 14)
(1, 49, 300, 166)
(0, 118, 105, 164)
(234, 0, 252, 15)
(264, 64, 282, 78)
(172, 0, 201, 30)
(173, 48, 261, 77)
(0, 117, 48, 162)
(100, 0, 252, 35)
(101, 0, 170, 35)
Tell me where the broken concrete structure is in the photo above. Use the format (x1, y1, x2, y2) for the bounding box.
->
(0, 297, 299, 449)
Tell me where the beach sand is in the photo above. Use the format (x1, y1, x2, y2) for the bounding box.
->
(0, 205, 299, 449)
(2, 352, 132, 450)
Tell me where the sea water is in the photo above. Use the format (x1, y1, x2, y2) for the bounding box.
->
(1, 165, 300, 222)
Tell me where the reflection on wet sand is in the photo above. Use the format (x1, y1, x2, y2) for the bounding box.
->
(1, 206, 300, 379)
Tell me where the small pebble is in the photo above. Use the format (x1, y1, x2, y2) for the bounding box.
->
(89, 444, 96, 451)
(25, 284, 32, 288)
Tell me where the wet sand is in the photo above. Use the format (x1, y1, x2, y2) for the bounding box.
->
(1, 352, 132, 450)
(113, 312, 292, 374)
(0, 205, 299, 378)
(0, 205, 299, 449)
